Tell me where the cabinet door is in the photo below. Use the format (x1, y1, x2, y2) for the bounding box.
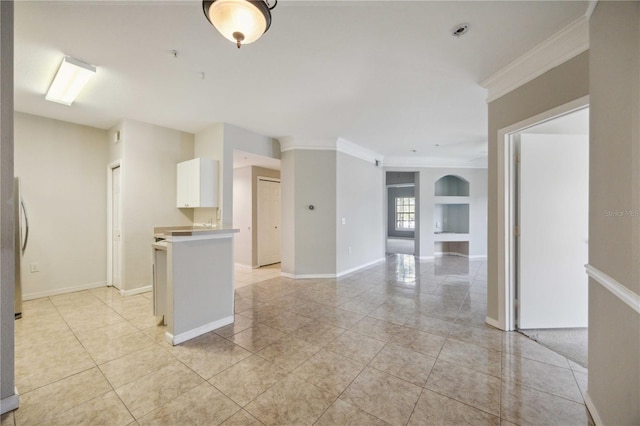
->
(176, 161, 191, 207)
(185, 160, 200, 207)
(176, 158, 217, 208)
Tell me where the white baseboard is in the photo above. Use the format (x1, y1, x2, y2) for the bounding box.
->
(280, 272, 336, 279)
(280, 258, 386, 280)
(336, 258, 386, 278)
(418, 256, 435, 261)
(0, 388, 19, 414)
(120, 285, 152, 297)
(22, 281, 107, 301)
(469, 255, 488, 260)
(234, 263, 257, 270)
(434, 251, 468, 258)
(583, 391, 603, 426)
(485, 316, 501, 329)
(165, 315, 234, 345)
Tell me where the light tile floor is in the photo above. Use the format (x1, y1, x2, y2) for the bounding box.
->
(2, 255, 592, 425)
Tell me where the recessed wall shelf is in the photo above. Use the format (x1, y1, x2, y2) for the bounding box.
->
(434, 175, 471, 257)
(435, 175, 469, 196)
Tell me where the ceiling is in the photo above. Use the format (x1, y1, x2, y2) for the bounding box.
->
(14, 1, 589, 166)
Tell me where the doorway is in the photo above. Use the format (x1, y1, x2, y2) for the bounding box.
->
(504, 103, 589, 366)
(257, 177, 281, 267)
(386, 172, 418, 256)
(107, 161, 122, 289)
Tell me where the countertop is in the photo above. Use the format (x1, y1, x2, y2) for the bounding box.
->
(154, 225, 239, 238)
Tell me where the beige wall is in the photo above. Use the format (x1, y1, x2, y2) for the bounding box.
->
(110, 119, 194, 292)
(194, 123, 224, 226)
(281, 149, 337, 276)
(486, 52, 589, 321)
(280, 150, 295, 274)
(14, 113, 108, 298)
(587, 2, 639, 423)
(233, 166, 252, 267)
(195, 123, 280, 227)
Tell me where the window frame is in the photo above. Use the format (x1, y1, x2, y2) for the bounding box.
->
(395, 196, 416, 231)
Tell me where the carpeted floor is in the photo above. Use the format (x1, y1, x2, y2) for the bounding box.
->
(518, 328, 588, 368)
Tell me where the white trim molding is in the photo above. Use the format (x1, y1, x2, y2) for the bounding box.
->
(165, 315, 234, 345)
(485, 316, 501, 330)
(384, 156, 487, 169)
(280, 137, 385, 167)
(336, 258, 386, 278)
(336, 137, 383, 166)
(481, 16, 589, 103)
(0, 389, 19, 414)
(584, 391, 604, 426)
(585, 264, 640, 314)
(280, 272, 336, 279)
(22, 281, 107, 301)
(280, 145, 336, 153)
(120, 285, 152, 297)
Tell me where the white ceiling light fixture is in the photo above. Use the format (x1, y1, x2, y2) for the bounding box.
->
(202, 0, 277, 49)
(46, 56, 96, 106)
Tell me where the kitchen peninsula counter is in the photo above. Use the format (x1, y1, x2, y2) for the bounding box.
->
(153, 226, 239, 345)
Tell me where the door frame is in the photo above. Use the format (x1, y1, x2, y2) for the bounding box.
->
(498, 95, 589, 331)
(107, 160, 123, 288)
(257, 176, 281, 267)
(383, 171, 420, 257)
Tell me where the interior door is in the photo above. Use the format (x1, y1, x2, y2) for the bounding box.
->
(112, 166, 122, 288)
(257, 179, 281, 266)
(518, 134, 589, 329)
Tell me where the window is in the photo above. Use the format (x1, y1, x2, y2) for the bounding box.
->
(395, 197, 415, 230)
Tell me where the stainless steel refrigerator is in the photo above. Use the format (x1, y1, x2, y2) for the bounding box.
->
(14, 177, 28, 319)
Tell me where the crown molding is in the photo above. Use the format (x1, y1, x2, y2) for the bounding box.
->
(481, 16, 589, 103)
(279, 137, 384, 166)
(384, 156, 487, 169)
(280, 145, 336, 153)
(336, 137, 383, 165)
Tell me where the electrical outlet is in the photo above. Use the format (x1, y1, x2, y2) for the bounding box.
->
(30, 263, 40, 273)
(348, 246, 352, 255)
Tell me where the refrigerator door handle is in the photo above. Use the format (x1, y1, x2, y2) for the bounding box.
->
(21, 198, 29, 255)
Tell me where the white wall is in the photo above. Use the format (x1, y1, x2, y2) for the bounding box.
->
(385, 167, 487, 260)
(110, 119, 194, 292)
(336, 152, 385, 274)
(14, 113, 108, 299)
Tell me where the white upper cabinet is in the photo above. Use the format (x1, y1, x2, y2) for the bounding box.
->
(176, 158, 218, 208)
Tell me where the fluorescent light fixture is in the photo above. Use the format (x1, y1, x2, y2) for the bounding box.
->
(46, 56, 96, 106)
